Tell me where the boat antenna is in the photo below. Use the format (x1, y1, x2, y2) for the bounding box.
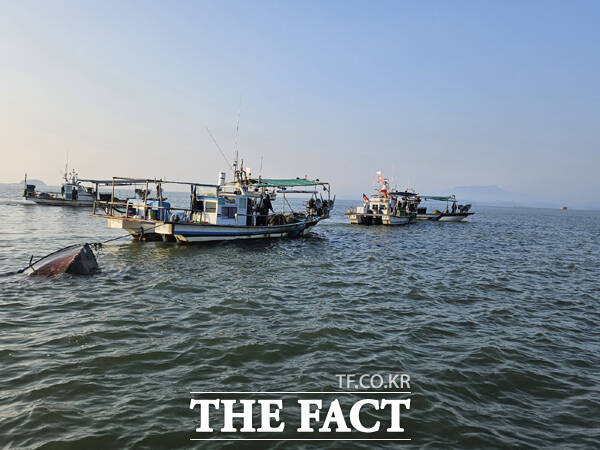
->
(259, 155, 263, 178)
(64, 152, 69, 183)
(206, 127, 232, 169)
(233, 96, 242, 156)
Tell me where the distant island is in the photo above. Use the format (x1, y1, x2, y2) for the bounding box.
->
(0, 179, 47, 186)
(446, 185, 561, 208)
(446, 185, 597, 210)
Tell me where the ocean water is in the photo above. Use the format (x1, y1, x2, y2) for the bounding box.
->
(1, 184, 599, 448)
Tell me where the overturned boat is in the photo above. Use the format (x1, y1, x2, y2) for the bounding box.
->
(21, 243, 99, 276)
(91, 159, 334, 243)
(345, 171, 416, 225)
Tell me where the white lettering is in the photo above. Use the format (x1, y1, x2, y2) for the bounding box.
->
(297, 399, 322, 432)
(319, 399, 351, 432)
(400, 374, 410, 389)
(190, 399, 220, 432)
(359, 374, 370, 389)
(257, 400, 285, 432)
(371, 374, 384, 389)
(349, 399, 380, 433)
(221, 399, 256, 432)
(381, 398, 410, 432)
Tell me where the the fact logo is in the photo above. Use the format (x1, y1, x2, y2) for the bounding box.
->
(189, 373, 412, 441)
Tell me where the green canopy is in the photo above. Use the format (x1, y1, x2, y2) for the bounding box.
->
(256, 178, 325, 187)
(422, 195, 455, 201)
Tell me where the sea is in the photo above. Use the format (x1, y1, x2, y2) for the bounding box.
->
(1, 184, 599, 449)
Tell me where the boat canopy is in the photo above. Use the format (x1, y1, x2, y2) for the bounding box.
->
(78, 178, 148, 186)
(389, 191, 419, 197)
(421, 195, 456, 201)
(256, 178, 326, 187)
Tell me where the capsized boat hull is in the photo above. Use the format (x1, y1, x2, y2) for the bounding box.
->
(22, 244, 99, 276)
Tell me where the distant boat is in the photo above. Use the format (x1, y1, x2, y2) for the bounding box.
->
(23, 169, 113, 207)
(415, 195, 475, 222)
(345, 171, 416, 226)
(560, 206, 568, 210)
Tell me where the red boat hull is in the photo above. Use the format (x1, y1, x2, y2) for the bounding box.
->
(24, 244, 99, 276)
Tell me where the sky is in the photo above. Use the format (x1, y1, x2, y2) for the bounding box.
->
(0, 0, 598, 202)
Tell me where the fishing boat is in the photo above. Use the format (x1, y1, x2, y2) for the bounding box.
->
(23, 169, 114, 207)
(345, 172, 416, 225)
(415, 195, 474, 221)
(91, 159, 334, 243)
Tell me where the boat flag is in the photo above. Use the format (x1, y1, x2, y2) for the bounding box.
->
(362, 193, 369, 202)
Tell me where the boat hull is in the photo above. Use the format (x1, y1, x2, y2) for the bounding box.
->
(23, 244, 99, 276)
(347, 213, 411, 226)
(25, 197, 94, 207)
(417, 213, 474, 222)
(171, 221, 313, 243)
(107, 217, 165, 241)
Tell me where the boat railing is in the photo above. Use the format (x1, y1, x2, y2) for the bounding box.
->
(92, 200, 311, 225)
(93, 200, 187, 219)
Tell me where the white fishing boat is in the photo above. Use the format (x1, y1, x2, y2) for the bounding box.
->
(345, 172, 416, 225)
(23, 169, 113, 207)
(415, 195, 474, 221)
(91, 158, 334, 243)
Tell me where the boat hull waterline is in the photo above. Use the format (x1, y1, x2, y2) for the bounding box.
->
(173, 221, 313, 243)
(25, 197, 94, 207)
(416, 213, 474, 222)
(347, 213, 411, 226)
(105, 216, 316, 243)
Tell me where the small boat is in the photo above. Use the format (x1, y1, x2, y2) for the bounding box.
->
(415, 195, 474, 222)
(21, 243, 99, 276)
(345, 171, 416, 225)
(91, 158, 335, 243)
(23, 168, 114, 207)
(560, 206, 568, 211)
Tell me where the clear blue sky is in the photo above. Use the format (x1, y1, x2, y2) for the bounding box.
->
(1, 0, 598, 202)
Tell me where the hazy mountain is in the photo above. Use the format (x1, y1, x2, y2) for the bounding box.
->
(1, 179, 47, 186)
(448, 185, 559, 208)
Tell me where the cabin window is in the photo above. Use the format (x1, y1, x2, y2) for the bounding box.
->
(238, 197, 247, 210)
(222, 206, 237, 218)
(205, 201, 217, 213)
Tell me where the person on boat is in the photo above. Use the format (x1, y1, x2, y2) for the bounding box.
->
(72, 186, 78, 200)
(256, 194, 273, 225)
(451, 201, 457, 213)
(262, 194, 273, 214)
(61, 185, 65, 197)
